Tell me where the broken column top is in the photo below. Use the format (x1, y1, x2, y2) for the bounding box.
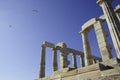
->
(56, 42, 67, 48)
(97, 0, 113, 5)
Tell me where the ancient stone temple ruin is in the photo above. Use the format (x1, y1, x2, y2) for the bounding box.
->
(38, 0, 120, 80)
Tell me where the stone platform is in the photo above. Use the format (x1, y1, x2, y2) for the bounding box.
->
(38, 0, 120, 79)
(39, 61, 120, 80)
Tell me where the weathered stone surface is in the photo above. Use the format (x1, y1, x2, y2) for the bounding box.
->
(38, 0, 120, 80)
(97, 0, 120, 58)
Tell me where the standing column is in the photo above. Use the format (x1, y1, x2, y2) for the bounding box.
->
(72, 54, 77, 68)
(115, 5, 120, 23)
(60, 50, 69, 69)
(97, 0, 120, 58)
(39, 44, 46, 78)
(94, 20, 112, 61)
(79, 55, 85, 67)
(52, 48, 58, 72)
(116, 12, 120, 23)
(81, 31, 93, 66)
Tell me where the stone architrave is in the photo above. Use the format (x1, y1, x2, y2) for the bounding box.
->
(94, 20, 112, 61)
(81, 31, 93, 66)
(97, 0, 120, 58)
(39, 44, 46, 78)
(72, 54, 77, 68)
(52, 48, 58, 72)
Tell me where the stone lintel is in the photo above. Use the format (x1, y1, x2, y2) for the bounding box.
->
(43, 41, 55, 48)
(66, 48, 84, 56)
(81, 18, 97, 32)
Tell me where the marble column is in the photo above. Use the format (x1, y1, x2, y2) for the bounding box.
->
(97, 0, 120, 58)
(94, 20, 112, 61)
(39, 44, 46, 78)
(52, 48, 58, 72)
(79, 55, 85, 67)
(115, 5, 120, 23)
(72, 54, 77, 68)
(60, 50, 69, 69)
(116, 13, 120, 23)
(81, 31, 93, 66)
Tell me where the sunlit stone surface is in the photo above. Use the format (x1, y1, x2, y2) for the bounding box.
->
(38, 0, 120, 80)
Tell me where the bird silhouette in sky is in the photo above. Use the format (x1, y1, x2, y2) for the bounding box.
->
(32, 9, 39, 13)
(9, 25, 12, 28)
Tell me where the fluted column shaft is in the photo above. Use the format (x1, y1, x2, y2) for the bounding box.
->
(97, 0, 120, 58)
(79, 55, 85, 67)
(72, 54, 77, 68)
(115, 5, 120, 23)
(39, 44, 46, 78)
(94, 20, 112, 61)
(60, 51, 69, 69)
(81, 31, 93, 66)
(116, 12, 120, 23)
(52, 48, 58, 72)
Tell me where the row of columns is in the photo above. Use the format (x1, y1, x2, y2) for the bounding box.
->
(39, 0, 120, 79)
(39, 44, 85, 78)
(81, 0, 120, 66)
(71, 54, 84, 68)
(39, 42, 101, 78)
(97, 0, 120, 58)
(81, 19, 112, 66)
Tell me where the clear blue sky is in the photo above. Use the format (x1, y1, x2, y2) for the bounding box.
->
(0, 0, 120, 80)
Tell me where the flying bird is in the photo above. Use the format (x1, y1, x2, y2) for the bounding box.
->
(32, 9, 39, 13)
(9, 25, 12, 28)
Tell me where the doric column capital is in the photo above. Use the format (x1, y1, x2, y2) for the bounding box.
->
(80, 30, 89, 35)
(79, 54, 84, 58)
(52, 48, 57, 51)
(41, 44, 46, 48)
